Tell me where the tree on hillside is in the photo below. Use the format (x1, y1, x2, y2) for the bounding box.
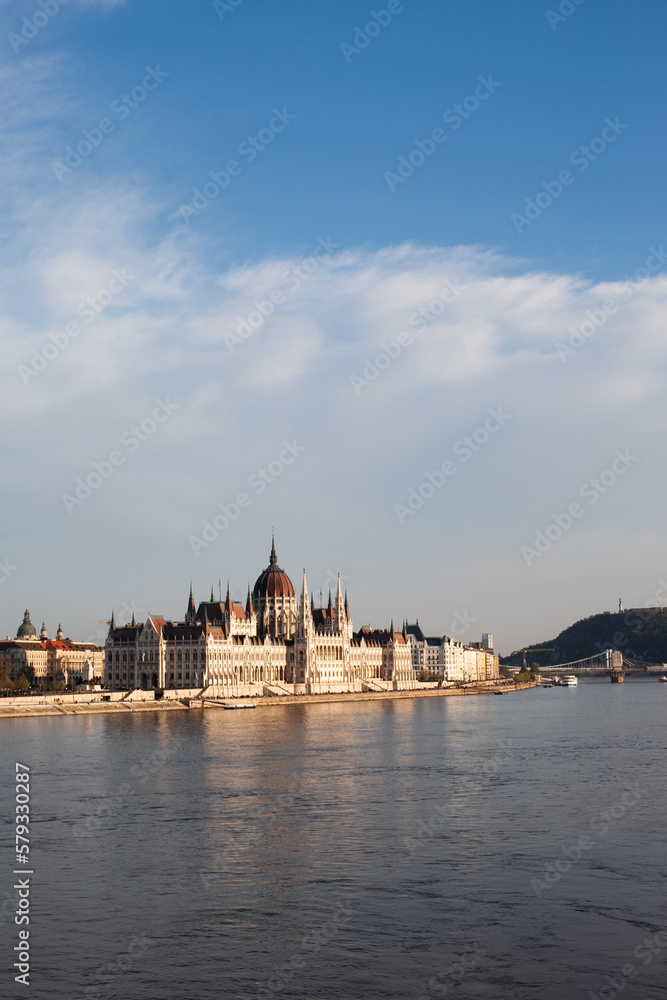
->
(0, 654, 15, 692)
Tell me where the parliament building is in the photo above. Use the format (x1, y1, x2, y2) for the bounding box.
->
(104, 539, 417, 695)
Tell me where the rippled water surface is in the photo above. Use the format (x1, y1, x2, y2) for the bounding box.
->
(2, 680, 667, 999)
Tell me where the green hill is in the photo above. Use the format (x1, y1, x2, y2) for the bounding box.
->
(504, 608, 667, 667)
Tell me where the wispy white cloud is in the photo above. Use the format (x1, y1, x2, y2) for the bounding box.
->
(1, 43, 666, 651)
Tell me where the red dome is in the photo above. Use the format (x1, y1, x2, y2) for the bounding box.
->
(253, 539, 295, 600)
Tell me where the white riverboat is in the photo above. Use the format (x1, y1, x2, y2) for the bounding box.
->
(561, 675, 578, 687)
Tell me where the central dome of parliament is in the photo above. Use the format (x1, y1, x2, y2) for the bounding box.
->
(253, 538, 295, 600)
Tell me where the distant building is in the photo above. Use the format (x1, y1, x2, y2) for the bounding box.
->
(405, 622, 499, 682)
(104, 538, 416, 694)
(0, 610, 104, 686)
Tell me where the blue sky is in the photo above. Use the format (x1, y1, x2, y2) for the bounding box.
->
(1, 0, 666, 652)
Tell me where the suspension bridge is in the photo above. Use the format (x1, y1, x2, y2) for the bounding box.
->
(546, 649, 633, 681)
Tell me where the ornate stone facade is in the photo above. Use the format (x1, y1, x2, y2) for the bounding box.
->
(104, 540, 417, 694)
(0, 611, 104, 685)
(405, 623, 499, 682)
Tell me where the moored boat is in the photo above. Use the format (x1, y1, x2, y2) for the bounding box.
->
(561, 675, 578, 687)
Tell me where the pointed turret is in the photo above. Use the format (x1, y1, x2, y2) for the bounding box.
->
(390, 618, 394, 636)
(245, 584, 254, 617)
(300, 570, 310, 611)
(225, 579, 232, 614)
(110, 611, 116, 632)
(344, 590, 349, 619)
(335, 574, 345, 631)
(210, 584, 215, 602)
(298, 569, 313, 636)
(56, 623, 64, 641)
(131, 611, 136, 627)
(269, 531, 278, 567)
(186, 583, 196, 624)
(40, 622, 48, 641)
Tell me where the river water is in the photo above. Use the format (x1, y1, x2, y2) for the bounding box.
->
(1, 679, 666, 1000)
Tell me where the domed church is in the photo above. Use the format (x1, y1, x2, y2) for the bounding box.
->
(16, 609, 38, 640)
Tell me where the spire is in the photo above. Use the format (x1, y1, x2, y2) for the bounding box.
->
(246, 584, 254, 617)
(344, 590, 349, 619)
(131, 611, 136, 626)
(390, 618, 394, 635)
(327, 588, 332, 614)
(299, 570, 313, 632)
(110, 611, 116, 631)
(335, 575, 345, 629)
(269, 531, 278, 567)
(210, 584, 215, 602)
(186, 583, 196, 623)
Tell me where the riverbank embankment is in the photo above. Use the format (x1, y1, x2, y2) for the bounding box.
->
(0, 680, 535, 719)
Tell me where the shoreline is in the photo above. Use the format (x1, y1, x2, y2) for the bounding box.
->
(0, 681, 534, 719)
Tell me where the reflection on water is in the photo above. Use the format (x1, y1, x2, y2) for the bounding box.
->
(1, 680, 666, 999)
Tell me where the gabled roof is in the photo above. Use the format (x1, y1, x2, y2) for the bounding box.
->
(405, 623, 426, 642)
